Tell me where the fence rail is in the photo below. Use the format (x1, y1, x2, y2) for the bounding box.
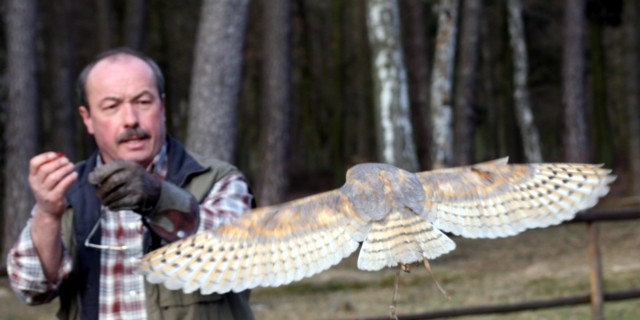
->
(570, 208, 640, 222)
(359, 289, 640, 320)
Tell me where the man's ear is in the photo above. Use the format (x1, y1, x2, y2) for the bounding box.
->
(79, 106, 94, 135)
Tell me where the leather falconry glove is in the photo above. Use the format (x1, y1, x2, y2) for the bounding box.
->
(88, 160, 199, 242)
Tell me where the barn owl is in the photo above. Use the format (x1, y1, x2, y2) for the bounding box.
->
(137, 157, 615, 295)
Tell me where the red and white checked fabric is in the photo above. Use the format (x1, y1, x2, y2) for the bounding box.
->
(7, 146, 253, 319)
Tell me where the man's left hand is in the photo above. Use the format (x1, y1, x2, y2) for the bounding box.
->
(88, 160, 161, 214)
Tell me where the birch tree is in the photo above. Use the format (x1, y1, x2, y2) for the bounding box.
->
(430, 0, 459, 169)
(257, 0, 292, 206)
(366, 0, 419, 172)
(186, 0, 249, 163)
(507, 0, 542, 162)
(3, 0, 39, 258)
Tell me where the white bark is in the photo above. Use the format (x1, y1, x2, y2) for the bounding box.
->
(430, 0, 459, 169)
(507, 0, 543, 162)
(366, 0, 418, 172)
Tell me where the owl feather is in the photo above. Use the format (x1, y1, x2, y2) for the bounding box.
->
(138, 157, 615, 294)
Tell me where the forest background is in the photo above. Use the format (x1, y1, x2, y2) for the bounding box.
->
(1, 0, 638, 288)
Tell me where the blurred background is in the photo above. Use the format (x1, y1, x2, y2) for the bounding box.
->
(2, 0, 640, 318)
(3, 0, 638, 254)
(2, 0, 638, 260)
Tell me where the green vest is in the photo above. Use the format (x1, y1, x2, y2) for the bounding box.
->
(60, 149, 254, 320)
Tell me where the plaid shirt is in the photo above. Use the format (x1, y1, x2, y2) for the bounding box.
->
(7, 146, 253, 319)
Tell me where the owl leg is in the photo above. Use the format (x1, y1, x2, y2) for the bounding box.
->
(390, 264, 411, 320)
(423, 259, 450, 299)
(389, 265, 400, 320)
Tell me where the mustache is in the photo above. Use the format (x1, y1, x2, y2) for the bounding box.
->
(116, 127, 151, 144)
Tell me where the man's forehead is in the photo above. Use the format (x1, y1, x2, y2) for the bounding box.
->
(87, 56, 155, 89)
(89, 54, 152, 79)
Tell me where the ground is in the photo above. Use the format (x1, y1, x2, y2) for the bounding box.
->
(1, 207, 639, 319)
(250, 218, 640, 320)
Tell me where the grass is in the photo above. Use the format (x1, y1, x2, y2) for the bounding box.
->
(250, 220, 640, 319)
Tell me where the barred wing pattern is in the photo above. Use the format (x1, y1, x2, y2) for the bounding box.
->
(139, 190, 370, 294)
(138, 158, 615, 294)
(418, 158, 615, 238)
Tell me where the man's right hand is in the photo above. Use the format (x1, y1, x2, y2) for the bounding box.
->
(29, 152, 78, 220)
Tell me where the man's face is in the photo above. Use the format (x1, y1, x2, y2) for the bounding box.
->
(79, 55, 166, 167)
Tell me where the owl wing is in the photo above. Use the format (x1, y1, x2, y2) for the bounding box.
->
(138, 189, 370, 294)
(417, 157, 616, 239)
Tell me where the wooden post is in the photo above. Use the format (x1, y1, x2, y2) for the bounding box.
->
(587, 222, 604, 320)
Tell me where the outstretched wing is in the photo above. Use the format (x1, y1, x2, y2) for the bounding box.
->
(138, 190, 370, 294)
(418, 158, 615, 238)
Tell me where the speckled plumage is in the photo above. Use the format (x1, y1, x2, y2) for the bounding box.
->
(138, 157, 615, 294)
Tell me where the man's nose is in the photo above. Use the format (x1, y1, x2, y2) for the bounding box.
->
(122, 103, 140, 126)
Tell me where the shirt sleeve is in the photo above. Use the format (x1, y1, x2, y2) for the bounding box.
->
(198, 173, 254, 231)
(6, 209, 74, 305)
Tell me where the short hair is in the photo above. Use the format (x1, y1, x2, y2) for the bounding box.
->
(76, 47, 165, 109)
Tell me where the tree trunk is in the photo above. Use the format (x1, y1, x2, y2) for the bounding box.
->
(365, 0, 419, 172)
(3, 0, 39, 258)
(563, 0, 589, 162)
(257, 0, 292, 206)
(124, 0, 146, 50)
(507, 0, 542, 162)
(454, 0, 483, 166)
(399, 0, 432, 170)
(624, 0, 640, 194)
(430, 0, 459, 169)
(186, 0, 249, 163)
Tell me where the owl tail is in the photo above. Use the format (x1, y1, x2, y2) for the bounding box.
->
(357, 211, 456, 271)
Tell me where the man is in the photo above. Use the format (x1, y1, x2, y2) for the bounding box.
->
(7, 48, 255, 319)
